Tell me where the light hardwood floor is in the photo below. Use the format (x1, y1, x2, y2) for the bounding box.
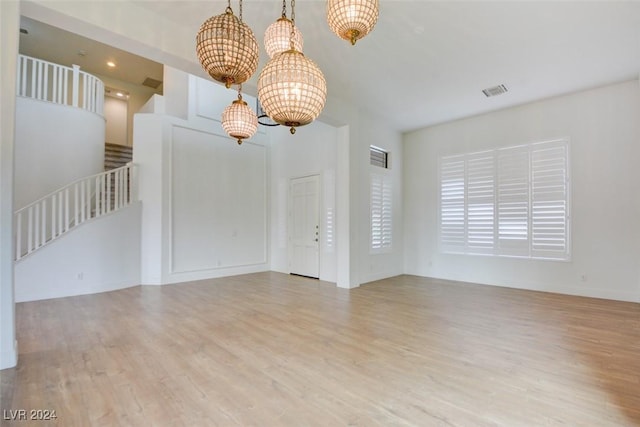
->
(1, 272, 639, 426)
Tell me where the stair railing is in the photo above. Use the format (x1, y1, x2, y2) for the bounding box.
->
(14, 163, 137, 261)
(16, 54, 104, 115)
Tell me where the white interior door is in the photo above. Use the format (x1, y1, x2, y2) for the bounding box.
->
(289, 175, 320, 278)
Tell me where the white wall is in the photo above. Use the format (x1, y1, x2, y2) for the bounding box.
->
(104, 96, 128, 146)
(0, 0, 19, 370)
(135, 68, 269, 285)
(97, 73, 160, 147)
(404, 80, 640, 302)
(269, 121, 339, 283)
(14, 97, 105, 209)
(15, 203, 142, 302)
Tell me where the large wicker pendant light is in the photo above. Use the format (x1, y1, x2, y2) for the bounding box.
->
(196, 0, 259, 88)
(258, 0, 326, 135)
(327, 0, 379, 46)
(222, 85, 258, 145)
(264, 0, 303, 59)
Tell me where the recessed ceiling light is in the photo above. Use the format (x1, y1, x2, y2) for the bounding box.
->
(107, 61, 116, 68)
(116, 92, 124, 97)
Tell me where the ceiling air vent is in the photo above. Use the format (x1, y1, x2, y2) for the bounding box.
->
(142, 77, 163, 89)
(482, 84, 508, 97)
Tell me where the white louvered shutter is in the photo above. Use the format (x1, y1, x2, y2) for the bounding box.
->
(440, 155, 466, 253)
(371, 173, 392, 251)
(531, 140, 569, 260)
(466, 151, 495, 254)
(497, 145, 530, 257)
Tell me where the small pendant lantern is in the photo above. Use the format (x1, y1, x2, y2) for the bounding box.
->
(222, 85, 258, 145)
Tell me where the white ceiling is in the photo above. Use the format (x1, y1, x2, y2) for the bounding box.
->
(19, 1, 640, 133)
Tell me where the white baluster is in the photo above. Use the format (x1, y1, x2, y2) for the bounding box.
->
(20, 56, 27, 96)
(114, 169, 119, 209)
(72, 64, 80, 108)
(63, 68, 69, 105)
(58, 190, 63, 235)
(52, 65, 57, 104)
(95, 177, 100, 217)
(41, 200, 46, 245)
(83, 74, 88, 110)
(123, 167, 129, 204)
(34, 204, 40, 249)
(104, 172, 113, 213)
(30, 58, 36, 99)
(38, 61, 43, 100)
(43, 63, 49, 102)
(87, 180, 91, 219)
(74, 183, 79, 226)
(16, 212, 22, 260)
(27, 207, 33, 254)
(52, 193, 57, 238)
(64, 188, 70, 232)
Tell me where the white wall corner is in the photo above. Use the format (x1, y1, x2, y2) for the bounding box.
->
(0, 0, 20, 371)
(0, 340, 18, 371)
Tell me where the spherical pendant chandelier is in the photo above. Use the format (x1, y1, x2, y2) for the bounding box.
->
(258, 48, 326, 135)
(264, 0, 303, 59)
(222, 86, 258, 145)
(258, 1, 326, 135)
(264, 17, 303, 59)
(327, 0, 379, 46)
(196, 0, 259, 88)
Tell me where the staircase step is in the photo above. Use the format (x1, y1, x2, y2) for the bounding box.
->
(104, 142, 133, 171)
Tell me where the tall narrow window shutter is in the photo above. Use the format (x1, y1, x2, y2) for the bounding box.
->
(466, 151, 495, 254)
(439, 155, 466, 253)
(371, 173, 392, 250)
(497, 146, 530, 257)
(531, 141, 569, 259)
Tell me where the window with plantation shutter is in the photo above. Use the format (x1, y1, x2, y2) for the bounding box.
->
(438, 138, 570, 261)
(371, 173, 392, 251)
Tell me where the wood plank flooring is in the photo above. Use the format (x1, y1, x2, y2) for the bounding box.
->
(2, 272, 640, 426)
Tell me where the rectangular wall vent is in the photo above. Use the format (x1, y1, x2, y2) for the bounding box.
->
(370, 146, 389, 169)
(142, 77, 163, 89)
(482, 84, 508, 97)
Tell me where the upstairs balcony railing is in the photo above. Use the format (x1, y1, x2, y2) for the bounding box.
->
(17, 54, 104, 115)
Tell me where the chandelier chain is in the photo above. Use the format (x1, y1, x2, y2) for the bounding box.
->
(290, 0, 296, 47)
(291, 0, 295, 25)
(239, 0, 243, 22)
(281, 0, 287, 18)
(237, 84, 243, 101)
